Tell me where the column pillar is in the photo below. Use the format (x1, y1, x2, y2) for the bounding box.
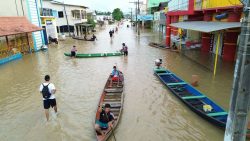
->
(166, 15, 171, 46)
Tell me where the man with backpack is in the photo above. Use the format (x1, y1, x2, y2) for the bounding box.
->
(39, 75, 57, 121)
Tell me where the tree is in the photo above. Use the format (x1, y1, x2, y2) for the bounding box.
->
(87, 18, 96, 28)
(112, 8, 124, 21)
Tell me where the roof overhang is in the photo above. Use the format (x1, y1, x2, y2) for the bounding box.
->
(0, 17, 43, 36)
(170, 21, 241, 33)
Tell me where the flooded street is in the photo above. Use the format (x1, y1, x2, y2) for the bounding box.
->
(0, 22, 234, 141)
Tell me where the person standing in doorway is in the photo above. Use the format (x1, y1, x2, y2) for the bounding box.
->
(122, 43, 128, 56)
(39, 75, 57, 121)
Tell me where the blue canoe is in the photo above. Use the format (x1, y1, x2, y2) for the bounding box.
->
(154, 67, 227, 129)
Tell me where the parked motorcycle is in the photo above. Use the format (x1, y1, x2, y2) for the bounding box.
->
(49, 36, 58, 44)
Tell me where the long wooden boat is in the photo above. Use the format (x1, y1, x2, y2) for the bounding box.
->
(154, 67, 227, 128)
(95, 71, 124, 141)
(72, 36, 95, 41)
(64, 52, 122, 58)
(149, 42, 170, 49)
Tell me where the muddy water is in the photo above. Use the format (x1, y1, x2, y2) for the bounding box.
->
(0, 22, 234, 141)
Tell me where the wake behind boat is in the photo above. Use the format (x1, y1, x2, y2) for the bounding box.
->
(154, 67, 227, 129)
(95, 71, 124, 141)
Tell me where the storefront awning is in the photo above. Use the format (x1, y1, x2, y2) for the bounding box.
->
(0, 17, 43, 36)
(170, 21, 241, 33)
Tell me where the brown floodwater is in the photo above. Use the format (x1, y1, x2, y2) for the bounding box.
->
(0, 21, 234, 141)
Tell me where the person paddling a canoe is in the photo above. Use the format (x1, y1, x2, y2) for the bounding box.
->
(95, 103, 115, 135)
(109, 66, 120, 87)
(71, 45, 77, 58)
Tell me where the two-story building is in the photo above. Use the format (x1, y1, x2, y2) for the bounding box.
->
(42, 0, 88, 36)
(166, 0, 242, 61)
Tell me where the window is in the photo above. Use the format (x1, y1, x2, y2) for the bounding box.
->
(71, 10, 80, 19)
(41, 8, 53, 16)
(58, 11, 64, 18)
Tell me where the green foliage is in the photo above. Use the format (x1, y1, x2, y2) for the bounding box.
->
(95, 11, 111, 15)
(87, 18, 96, 28)
(112, 8, 124, 21)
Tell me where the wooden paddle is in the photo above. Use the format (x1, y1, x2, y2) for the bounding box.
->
(104, 112, 117, 141)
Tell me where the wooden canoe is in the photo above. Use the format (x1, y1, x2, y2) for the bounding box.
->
(72, 36, 95, 41)
(149, 42, 170, 49)
(64, 52, 122, 58)
(154, 67, 228, 128)
(95, 71, 124, 141)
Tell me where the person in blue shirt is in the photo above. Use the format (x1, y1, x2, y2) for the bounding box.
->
(109, 66, 120, 87)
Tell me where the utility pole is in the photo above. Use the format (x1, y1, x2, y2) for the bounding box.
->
(137, 0, 140, 36)
(130, 8, 133, 26)
(224, 0, 250, 141)
(63, 1, 71, 37)
(129, 1, 143, 34)
(135, 2, 137, 32)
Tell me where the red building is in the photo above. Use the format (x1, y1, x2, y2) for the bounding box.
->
(166, 0, 242, 61)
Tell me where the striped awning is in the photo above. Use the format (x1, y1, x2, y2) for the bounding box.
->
(170, 21, 241, 33)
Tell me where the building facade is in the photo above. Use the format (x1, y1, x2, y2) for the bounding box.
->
(42, 0, 88, 36)
(0, 0, 45, 51)
(166, 0, 242, 61)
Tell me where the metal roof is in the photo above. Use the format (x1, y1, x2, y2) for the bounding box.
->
(170, 21, 241, 33)
(0, 17, 43, 36)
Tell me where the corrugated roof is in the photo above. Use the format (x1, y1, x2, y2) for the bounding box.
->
(0, 17, 43, 36)
(170, 21, 241, 32)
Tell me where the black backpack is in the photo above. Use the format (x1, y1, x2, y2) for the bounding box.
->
(42, 83, 51, 99)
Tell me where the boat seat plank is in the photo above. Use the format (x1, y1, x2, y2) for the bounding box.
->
(158, 73, 172, 76)
(105, 93, 122, 96)
(103, 102, 121, 108)
(110, 108, 120, 112)
(154, 68, 167, 72)
(104, 98, 121, 101)
(105, 88, 123, 93)
(182, 95, 206, 100)
(207, 112, 228, 117)
(167, 82, 186, 86)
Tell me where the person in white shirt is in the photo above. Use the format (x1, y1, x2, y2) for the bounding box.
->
(39, 75, 57, 121)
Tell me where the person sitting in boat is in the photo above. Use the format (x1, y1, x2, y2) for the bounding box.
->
(95, 103, 115, 135)
(91, 34, 97, 41)
(71, 46, 77, 58)
(109, 66, 120, 87)
(155, 59, 162, 69)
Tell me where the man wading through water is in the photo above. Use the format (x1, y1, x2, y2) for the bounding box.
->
(39, 75, 57, 121)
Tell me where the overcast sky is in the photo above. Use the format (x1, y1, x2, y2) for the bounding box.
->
(60, 0, 139, 13)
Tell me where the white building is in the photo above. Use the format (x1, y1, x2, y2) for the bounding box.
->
(0, 0, 44, 51)
(42, 0, 88, 36)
